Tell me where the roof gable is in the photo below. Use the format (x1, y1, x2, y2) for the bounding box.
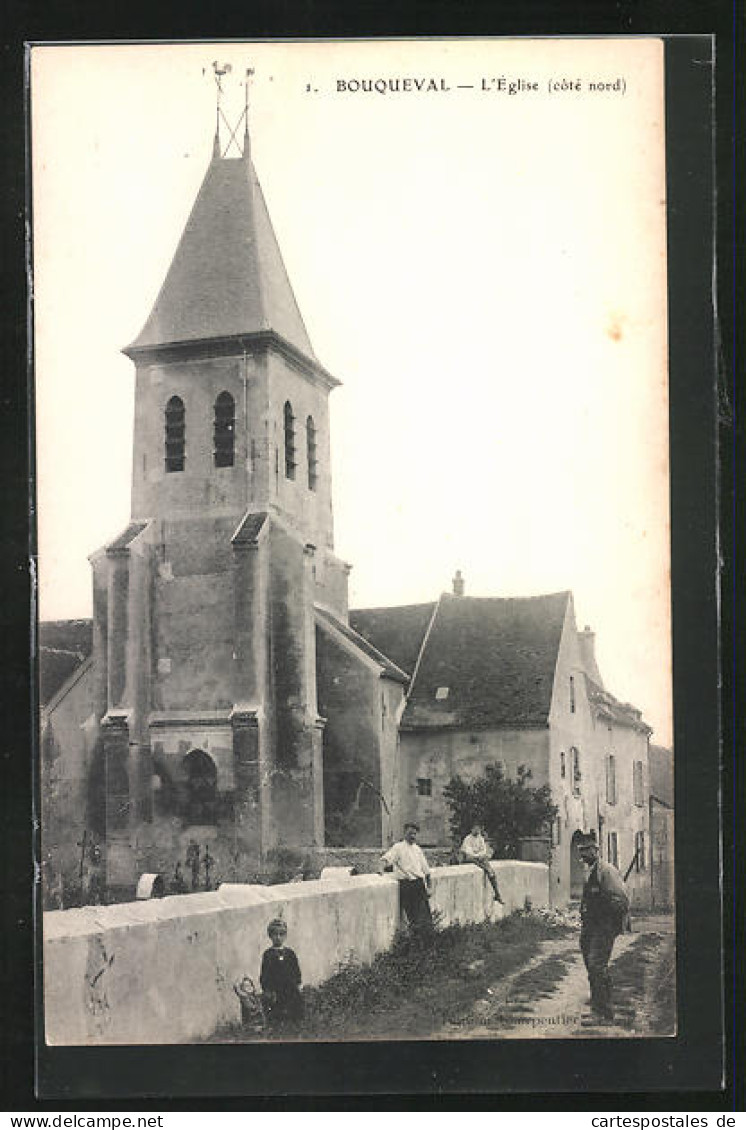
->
(127, 154, 314, 358)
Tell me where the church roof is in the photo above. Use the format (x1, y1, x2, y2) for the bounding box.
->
(126, 152, 316, 359)
(351, 592, 571, 730)
(38, 620, 93, 706)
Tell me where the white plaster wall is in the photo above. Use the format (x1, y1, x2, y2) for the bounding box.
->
(43, 861, 549, 1045)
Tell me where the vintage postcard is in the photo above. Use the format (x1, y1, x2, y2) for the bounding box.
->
(32, 39, 676, 1051)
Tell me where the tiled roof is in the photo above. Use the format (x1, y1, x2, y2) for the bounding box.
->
(38, 620, 93, 706)
(315, 607, 409, 684)
(349, 602, 437, 677)
(127, 154, 315, 359)
(584, 673, 650, 732)
(353, 592, 570, 729)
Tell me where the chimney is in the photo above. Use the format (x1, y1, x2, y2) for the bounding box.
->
(452, 570, 465, 597)
(578, 624, 603, 688)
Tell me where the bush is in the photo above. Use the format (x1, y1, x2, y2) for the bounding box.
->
(443, 763, 557, 857)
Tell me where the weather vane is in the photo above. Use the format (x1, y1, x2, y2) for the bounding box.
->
(202, 62, 255, 158)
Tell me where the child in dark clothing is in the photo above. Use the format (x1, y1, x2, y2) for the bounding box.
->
(260, 918, 303, 1031)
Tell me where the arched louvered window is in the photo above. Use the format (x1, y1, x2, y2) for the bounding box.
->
(284, 400, 296, 480)
(165, 396, 185, 473)
(213, 391, 235, 468)
(306, 415, 318, 491)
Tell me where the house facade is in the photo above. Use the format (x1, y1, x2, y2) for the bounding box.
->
(351, 584, 653, 907)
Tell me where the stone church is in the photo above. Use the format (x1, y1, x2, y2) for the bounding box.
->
(40, 115, 409, 901)
(40, 104, 656, 908)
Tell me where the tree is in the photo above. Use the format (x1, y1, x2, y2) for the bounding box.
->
(443, 763, 558, 858)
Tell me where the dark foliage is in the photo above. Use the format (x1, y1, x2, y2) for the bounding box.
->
(443, 762, 558, 857)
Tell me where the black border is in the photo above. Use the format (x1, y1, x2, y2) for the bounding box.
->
(1, 1, 738, 1110)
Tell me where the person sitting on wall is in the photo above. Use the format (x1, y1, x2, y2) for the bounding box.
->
(577, 836, 630, 1026)
(459, 823, 504, 903)
(260, 918, 304, 1033)
(378, 822, 434, 932)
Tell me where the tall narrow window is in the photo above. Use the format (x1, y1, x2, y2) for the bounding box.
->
(607, 831, 619, 868)
(306, 415, 318, 490)
(165, 395, 185, 473)
(606, 754, 617, 804)
(633, 760, 645, 806)
(571, 747, 581, 795)
(560, 750, 566, 779)
(213, 391, 235, 468)
(569, 675, 576, 713)
(284, 401, 296, 480)
(635, 830, 646, 871)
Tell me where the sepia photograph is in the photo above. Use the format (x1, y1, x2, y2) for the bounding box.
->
(32, 38, 677, 1051)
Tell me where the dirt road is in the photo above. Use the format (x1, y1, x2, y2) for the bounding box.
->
(440, 914, 676, 1039)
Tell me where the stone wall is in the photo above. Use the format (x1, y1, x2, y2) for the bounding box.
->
(43, 860, 549, 1045)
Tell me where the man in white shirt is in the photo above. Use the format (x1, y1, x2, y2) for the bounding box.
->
(459, 823, 503, 903)
(379, 822, 434, 930)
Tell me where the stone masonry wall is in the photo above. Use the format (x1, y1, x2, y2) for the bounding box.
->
(43, 860, 549, 1045)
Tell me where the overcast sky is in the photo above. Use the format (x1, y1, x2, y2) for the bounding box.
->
(32, 39, 672, 745)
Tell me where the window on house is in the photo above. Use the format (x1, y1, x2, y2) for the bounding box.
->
(607, 830, 618, 868)
(560, 750, 566, 779)
(635, 830, 647, 871)
(165, 395, 185, 472)
(569, 675, 576, 713)
(606, 754, 617, 805)
(284, 401, 296, 480)
(416, 778, 432, 797)
(633, 760, 645, 807)
(570, 747, 581, 795)
(213, 391, 235, 468)
(435, 686, 449, 700)
(306, 415, 318, 490)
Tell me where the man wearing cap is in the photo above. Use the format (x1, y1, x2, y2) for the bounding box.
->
(577, 835, 630, 1025)
(379, 822, 434, 930)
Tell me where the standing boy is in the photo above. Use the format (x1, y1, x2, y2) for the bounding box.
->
(260, 918, 304, 1031)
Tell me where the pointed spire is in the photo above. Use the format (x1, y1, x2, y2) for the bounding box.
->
(126, 140, 317, 360)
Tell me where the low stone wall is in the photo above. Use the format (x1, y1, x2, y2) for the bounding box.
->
(43, 860, 549, 1045)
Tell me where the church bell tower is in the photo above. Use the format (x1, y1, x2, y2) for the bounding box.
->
(91, 67, 351, 891)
